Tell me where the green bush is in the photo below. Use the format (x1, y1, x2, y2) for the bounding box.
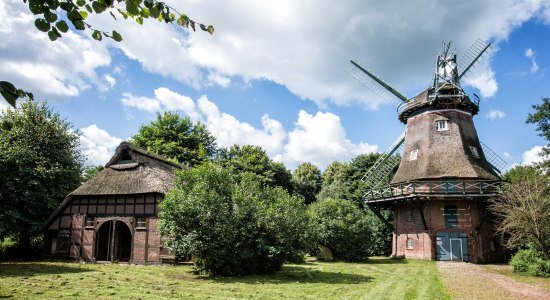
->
(158, 164, 312, 276)
(509, 248, 550, 277)
(308, 199, 372, 261)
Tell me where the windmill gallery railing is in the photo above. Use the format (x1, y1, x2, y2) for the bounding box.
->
(364, 180, 500, 202)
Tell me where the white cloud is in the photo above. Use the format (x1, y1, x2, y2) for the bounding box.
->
(121, 88, 377, 168)
(522, 145, 546, 165)
(525, 48, 539, 73)
(85, 0, 550, 107)
(279, 110, 378, 169)
(121, 87, 200, 119)
(4, 1, 550, 107)
(104, 74, 117, 89)
(0, 0, 112, 101)
(486, 109, 506, 120)
(80, 124, 123, 166)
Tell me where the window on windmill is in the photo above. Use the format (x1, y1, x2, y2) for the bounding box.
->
(406, 210, 414, 222)
(436, 120, 448, 131)
(409, 149, 418, 161)
(406, 238, 414, 249)
(469, 146, 479, 158)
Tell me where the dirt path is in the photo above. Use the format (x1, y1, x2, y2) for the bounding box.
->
(437, 261, 550, 300)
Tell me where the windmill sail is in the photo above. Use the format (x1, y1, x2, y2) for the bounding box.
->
(346, 60, 408, 107)
(458, 39, 491, 80)
(480, 142, 507, 174)
(362, 131, 405, 190)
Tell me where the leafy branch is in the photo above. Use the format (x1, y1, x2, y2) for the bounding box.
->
(2, 0, 214, 107)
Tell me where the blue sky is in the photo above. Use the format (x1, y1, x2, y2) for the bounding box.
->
(1, 0, 549, 170)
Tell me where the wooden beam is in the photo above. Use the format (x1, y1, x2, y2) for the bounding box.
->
(366, 203, 394, 230)
(410, 200, 428, 231)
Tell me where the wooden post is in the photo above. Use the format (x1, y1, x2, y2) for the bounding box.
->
(110, 221, 116, 262)
(366, 203, 393, 230)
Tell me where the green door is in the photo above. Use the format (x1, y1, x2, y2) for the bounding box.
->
(436, 232, 469, 262)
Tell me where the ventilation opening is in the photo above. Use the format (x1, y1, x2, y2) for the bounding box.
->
(114, 152, 136, 165)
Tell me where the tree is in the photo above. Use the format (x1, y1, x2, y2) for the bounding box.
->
(0, 101, 83, 253)
(526, 97, 550, 168)
(215, 145, 293, 192)
(82, 165, 104, 182)
(292, 162, 322, 204)
(158, 163, 312, 276)
(490, 165, 550, 258)
(308, 198, 372, 261)
(318, 161, 352, 201)
(131, 112, 216, 166)
(1, 0, 214, 107)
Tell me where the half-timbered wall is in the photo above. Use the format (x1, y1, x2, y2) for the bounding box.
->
(44, 193, 165, 264)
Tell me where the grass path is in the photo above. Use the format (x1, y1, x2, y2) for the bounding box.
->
(0, 258, 449, 299)
(437, 261, 550, 300)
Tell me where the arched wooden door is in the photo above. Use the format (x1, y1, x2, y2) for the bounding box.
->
(95, 220, 132, 262)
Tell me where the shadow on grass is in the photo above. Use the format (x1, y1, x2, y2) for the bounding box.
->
(208, 265, 373, 284)
(0, 262, 91, 277)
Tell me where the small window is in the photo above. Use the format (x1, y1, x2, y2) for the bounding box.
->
(406, 238, 414, 249)
(85, 216, 94, 227)
(406, 210, 414, 222)
(469, 146, 479, 158)
(436, 120, 448, 131)
(56, 232, 70, 254)
(409, 149, 418, 161)
(136, 217, 146, 229)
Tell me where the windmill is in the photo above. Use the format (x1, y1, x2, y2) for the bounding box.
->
(348, 39, 507, 263)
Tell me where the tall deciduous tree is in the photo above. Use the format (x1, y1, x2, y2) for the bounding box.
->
(131, 112, 216, 166)
(0, 101, 83, 252)
(215, 145, 293, 192)
(292, 162, 322, 204)
(526, 97, 550, 168)
(490, 165, 550, 258)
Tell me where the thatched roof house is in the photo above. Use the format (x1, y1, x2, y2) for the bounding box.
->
(42, 142, 181, 264)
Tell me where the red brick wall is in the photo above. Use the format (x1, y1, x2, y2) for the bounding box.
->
(392, 198, 502, 263)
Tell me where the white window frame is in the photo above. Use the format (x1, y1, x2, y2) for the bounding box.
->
(409, 149, 418, 161)
(406, 238, 414, 249)
(436, 120, 448, 131)
(136, 217, 147, 229)
(85, 216, 94, 228)
(469, 146, 479, 158)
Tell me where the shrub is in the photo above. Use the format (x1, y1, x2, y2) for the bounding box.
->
(509, 248, 550, 277)
(308, 199, 372, 261)
(158, 164, 312, 276)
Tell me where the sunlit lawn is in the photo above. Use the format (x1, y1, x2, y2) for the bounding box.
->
(0, 258, 449, 299)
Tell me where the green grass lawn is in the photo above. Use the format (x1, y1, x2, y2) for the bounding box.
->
(0, 258, 449, 299)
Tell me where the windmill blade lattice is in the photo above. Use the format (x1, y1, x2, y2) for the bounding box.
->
(458, 38, 492, 80)
(346, 60, 408, 108)
(361, 131, 406, 190)
(480, 142, 507, 174)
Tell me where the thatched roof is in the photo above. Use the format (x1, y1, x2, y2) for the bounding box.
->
(71, 142, 181, 196)
(391, 109, 499, 183)
(41, 142, 181, 231)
